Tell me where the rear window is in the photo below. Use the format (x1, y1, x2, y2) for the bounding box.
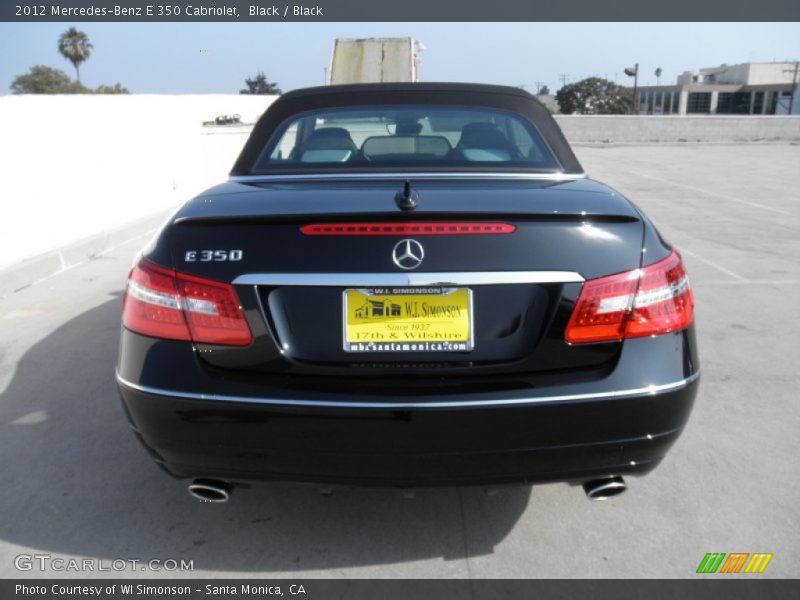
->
(253, 106, 560, 173)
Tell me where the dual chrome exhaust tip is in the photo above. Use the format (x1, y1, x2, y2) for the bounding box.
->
(188, 479, 232, 503)
(582, 476, 627, 500)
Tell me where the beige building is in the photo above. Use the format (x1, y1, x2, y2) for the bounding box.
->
(637, 62, 799, 116)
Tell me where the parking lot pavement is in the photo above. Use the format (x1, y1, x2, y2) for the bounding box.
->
(0, 143, 798, 579)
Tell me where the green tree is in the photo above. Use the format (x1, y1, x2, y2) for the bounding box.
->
(57, 27, 93, 83)
(10, 65, 83, 94)
(10, 65, 130, 94)
(240, 71, 282, 95)
(556, 77, 633, 115)
(94, 83, 130, 94)
(537, 85, 550, 96)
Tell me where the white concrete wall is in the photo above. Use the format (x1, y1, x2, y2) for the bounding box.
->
(554, 115, 800, 143)
(746, 63, 796, 85)
(0, 94, 276, 270)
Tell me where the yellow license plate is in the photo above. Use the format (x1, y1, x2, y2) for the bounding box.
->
(343, 288, 473, 353)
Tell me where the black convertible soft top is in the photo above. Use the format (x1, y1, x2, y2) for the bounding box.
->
(230, 82, 583, 176)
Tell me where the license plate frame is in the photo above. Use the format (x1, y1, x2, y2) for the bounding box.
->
(342, 287, 474, 353)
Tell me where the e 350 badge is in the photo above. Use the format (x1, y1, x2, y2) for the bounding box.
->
(184, 250, 243, 262)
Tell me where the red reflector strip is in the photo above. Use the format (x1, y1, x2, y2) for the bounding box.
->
(300, 222, 516, 236)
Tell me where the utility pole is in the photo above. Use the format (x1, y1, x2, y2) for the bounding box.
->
(535, 81, 545, 94)
(558, 73, 570, 88)
(789, 61, 799, 115)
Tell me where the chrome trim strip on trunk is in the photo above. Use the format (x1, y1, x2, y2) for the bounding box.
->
(232, 271, 585, 287)
(116, 370, 700, 410)
(228, 172, 587, 182)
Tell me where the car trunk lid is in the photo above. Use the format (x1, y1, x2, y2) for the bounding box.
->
(165, 178, 643, 376)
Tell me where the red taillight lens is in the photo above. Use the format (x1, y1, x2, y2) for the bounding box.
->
(175, 272, 253, 346)
(122, 260, 189, 341)
(625, 251, 694, 339)
(300, 222, 516, 236)
(565, 250, 694, 344)
(564, 268, 639, 344)
(122, 259, 252, 346)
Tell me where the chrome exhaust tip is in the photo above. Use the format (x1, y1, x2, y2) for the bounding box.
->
(582, 476, 627, 500)
(188, 479, 232, 503)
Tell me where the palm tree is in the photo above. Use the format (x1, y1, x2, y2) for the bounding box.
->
(57, 28, 93, 84)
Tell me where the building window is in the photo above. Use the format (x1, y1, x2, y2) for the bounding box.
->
(672, 92, 681, 114)
(687, 92, 712, 114)
(640, 92, 654, 114)
(736, 92, 751, 114)
(777, 91, 793, 114)
(752, 91, 765, 115)
(767, 92, 778, 115)
(716, 93, 734, 114)
(716, 92, 749, 114)
(654, 92, 663, 114)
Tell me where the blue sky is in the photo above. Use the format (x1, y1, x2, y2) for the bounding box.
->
(1, 22, 798, 93)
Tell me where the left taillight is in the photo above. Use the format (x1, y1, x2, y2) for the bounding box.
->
(565, 250, 694, 344)
(122, 258, 252, 346)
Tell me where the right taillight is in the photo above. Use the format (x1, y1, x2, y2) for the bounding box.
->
(565, 250, 694, 344)
(122, 258, 252, 346)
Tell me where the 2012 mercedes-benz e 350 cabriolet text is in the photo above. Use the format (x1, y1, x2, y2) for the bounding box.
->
(116, 83, 699, 502)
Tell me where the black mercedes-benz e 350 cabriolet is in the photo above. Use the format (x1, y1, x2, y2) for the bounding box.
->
(116, 83, 699, 502)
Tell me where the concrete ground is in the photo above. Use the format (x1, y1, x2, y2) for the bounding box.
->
(0, 143, 798, 578)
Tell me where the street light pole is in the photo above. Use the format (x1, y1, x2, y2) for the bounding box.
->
(624, 63, 639, 114)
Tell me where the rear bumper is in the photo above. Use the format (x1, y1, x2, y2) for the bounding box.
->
(116, 328, 700, 487)
(118, 377, 697, 486)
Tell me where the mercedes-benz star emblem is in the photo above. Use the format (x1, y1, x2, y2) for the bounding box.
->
(392, 239, 425, 270)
